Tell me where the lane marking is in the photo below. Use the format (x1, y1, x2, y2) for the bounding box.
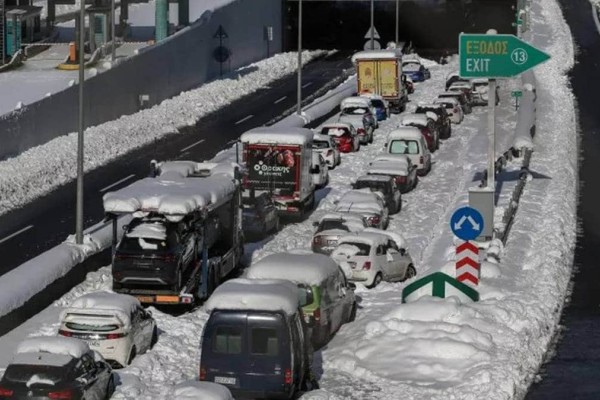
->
(235, 114, 254, 125)
(274, 96, 287, 104)
(302, 81, 313, 89)
(0, 225, 34, 245)
(179, 138, 206, 153)
(336, 61, 344, 67)
(99, 174, 136, 193)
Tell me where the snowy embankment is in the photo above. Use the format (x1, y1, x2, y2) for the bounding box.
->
(0, 50, 324, 217)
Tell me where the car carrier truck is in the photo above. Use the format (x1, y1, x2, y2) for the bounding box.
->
(240, 127, 316, 217)
(103, 161, 243, 305)
(351, 49, 409, 113)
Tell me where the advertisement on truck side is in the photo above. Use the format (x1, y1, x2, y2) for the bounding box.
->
(245, 144, 301, 192)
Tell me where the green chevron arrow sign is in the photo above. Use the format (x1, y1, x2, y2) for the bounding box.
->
(459, 33, 550, 78)
(402, 272, 479, 303)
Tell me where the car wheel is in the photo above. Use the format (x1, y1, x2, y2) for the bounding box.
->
(106, 375, 116, 398)
(367, 273, 383, 289)
(151, 325, 158, 347)
(348, 302, 357, 322)
(127, 347, 137, 365)
(403, 265, 417, 281)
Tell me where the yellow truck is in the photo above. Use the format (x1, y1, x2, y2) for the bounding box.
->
(351, 49, 409, 113)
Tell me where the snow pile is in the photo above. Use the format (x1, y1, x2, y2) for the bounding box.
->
(240, 127, 314, 145)
(16, 336, 89, 359)
(204, 278, 300, 315)
(0, 51, 324, 217)
(169, 381, 233, 400)
(247, 252, 340, 285)
(26, 375, 56, 387)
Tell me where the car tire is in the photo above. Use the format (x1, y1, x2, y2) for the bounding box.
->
(127, 347, 137, 366)
(106, 375, 116, 399)
(403, 265, 417, 281)
(151, 325, 158, 347)
(368, 273, 383, 289)
(348, 302, 357, 322)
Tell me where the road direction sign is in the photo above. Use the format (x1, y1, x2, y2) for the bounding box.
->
(213, 25, 228, 40)
(455, 240, 480, 286)
(511, 90, 523, 98)
(363, 40, 381, 50)
(459, 33, 550, 78)
(364, 26, 380, 40)
(450, 207, 484, 241)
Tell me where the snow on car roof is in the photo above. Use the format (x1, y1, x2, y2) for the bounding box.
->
(103, 174, 235, 217)
(400, 114, 429, 126)
(449, 81, 472, 89)
(126, 221, 167, 240)
(338, 232, 389, 247)
(247, 253, 341, 285)
(240, 127, 314, 145)
(433, 97, 459, 105)
(338, 189, 383, 205)
(363, 227, 408, 249)
(341, 97, 370, 108)
(15, 337, 90, 364)
(158, 161, 240, 179)
(356, 174, 393, 183)
(170, 381, 233, 400)
(60, 292, 141, 330)
(387, 128, 423, 141)
(322, 122, 353, 130)
(368, 159, 409, 176)
(351, 49, 403, 62)
(313, 133, 333, 143)
(204, 278, 300, 316)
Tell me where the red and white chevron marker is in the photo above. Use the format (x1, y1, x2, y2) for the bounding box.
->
(455, 240, 480, 286)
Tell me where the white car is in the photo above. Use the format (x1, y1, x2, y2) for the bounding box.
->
(332, 231, 416, 288)
(385, 127, 432, 175)
(334, 189, 389, 229)
(311, 212, 368, 254)
(311, 152, 329, 189)
(471, 78, 499, 105)
(58, 292, 157, 368)
(312, 132, 340, 168)
(433, 97, 464, 124)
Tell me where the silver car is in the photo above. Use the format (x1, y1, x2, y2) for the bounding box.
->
(312, 212, 368, 255)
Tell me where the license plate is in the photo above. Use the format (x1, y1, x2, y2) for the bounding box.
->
(214, 376, 236, 385)
(86, 341, 100, 347)
(135, 295, 155, 303)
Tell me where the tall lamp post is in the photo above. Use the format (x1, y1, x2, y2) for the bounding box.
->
(75, 0, 85, 244)
(296, 0, 302, 115)
(395, 0, 399, 45)
(370, 0, 374, 49)
(111, 0, 116, 61)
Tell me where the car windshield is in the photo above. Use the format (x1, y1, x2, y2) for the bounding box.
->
(390, 140, 419, 155)
(342, 107, 367, 115)
(119, 230, 176, 253)
(354, 181, 389, 194)
(312, 140, 330, 149)
(318, 220, 350, 233)
(339, 242, 371, 256)
(403, 62, 420, 72)
(65, 321, 120, 332)
(3, 364, 69, 385)
(371, 100, 385, 108)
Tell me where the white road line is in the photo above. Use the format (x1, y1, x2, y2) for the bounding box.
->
(235, 114, 254, 125)
(274, 96, 287, 104)
(179, 138, 206, 153)
(99, 174, 136, 193)
(0, 225, 34, 245)
(302, 81, 313, 89)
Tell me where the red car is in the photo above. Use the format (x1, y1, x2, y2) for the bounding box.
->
(400, 114, 438, 152)
(321, 123, 360, 153)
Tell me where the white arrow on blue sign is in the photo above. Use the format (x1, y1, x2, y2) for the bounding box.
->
(450, 207, 484, 241)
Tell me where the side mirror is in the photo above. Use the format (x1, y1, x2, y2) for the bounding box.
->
(400, 248, 406, 256)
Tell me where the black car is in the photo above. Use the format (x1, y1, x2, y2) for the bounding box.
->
(438, 91, 472, 114)
(352, 174, 402, 214)
(0, 345, 114, 400)
(415, 104, 452, 139)
(242, 192, 280, 238)
(112, 215, 200, 292)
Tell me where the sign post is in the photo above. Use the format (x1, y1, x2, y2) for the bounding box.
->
(511, 90, 522, 110)
(450, 207, 484, 289)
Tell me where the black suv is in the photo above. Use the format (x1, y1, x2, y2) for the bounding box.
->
(352, 175, 402, 214)
(415, 104, 452, 139)
(112, 215, 199, 292)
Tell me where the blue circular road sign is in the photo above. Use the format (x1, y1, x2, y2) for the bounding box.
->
(450, 207, 484, 241)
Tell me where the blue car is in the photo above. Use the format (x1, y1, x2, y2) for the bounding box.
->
(403, 61, 430, 82)
(360, 95, 388, 121)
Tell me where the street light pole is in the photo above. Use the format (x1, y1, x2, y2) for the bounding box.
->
(296, 0, 302, 115)
(370, 0, 374, 49)
(76, 0, 85, 244)
(111, 0, 116, 61)
(395, 0, 399, 45)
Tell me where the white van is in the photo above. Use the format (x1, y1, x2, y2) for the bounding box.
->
(385, 127, 432, 175)
(58, 292, 157, 368)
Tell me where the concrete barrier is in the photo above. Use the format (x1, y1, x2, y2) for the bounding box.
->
(0, 0, 282, 160)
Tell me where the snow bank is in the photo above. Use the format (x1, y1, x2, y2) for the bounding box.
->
(169, 381, 233, 400)
(16, 336, 89, 359)
(247, 252, 340, 285)
(60, 292, 140, 330)
(204, 278, 299, 315)
(0, 51, 324, 217)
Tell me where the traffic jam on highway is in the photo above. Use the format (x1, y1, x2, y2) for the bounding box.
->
(0, 45, 508, 400)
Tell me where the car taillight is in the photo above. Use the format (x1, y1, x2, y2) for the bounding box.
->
(314, 308, 321, 322)
(105, 333, 126, 340)
(58, 329, 72, 337)
(284, 368, 293, 385)
(362, 261, 372, 270)
(48, 390, 72, 400)
(199, 366, 207, 381)
(0, 387, 13, 397)
(419, 156, 424, 164)
(395, 176, 407, 184)
(368, 216, 380, 225)
(357, 128, 366, 136)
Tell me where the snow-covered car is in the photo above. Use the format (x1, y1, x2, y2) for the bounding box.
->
(58, 292, 157, 368)
(471, 78, 500, 105)
(352, 174, 402, 214)
(332, 231, 416, 288)
(433, 97, 464, 124)
(321, 122, 360, 153)
(242, 192, 280, 238)
(360, 93, 389, 121)
(334, 189, 389, 229)
(438, 91, 472, 114)
(415, 103, 452, 139)
(404, 75, 415, 94)
(341, 96, 378, 129)
(312, 133, 340, 168)
(385, 128, 432, 176)
(311, 212, 369, 254)
(367, 156, 418, 193)
(0, 337, 115, 400)
(311, 152, 329, 189)
(445, 71, 469, 90)
(449, 81, 477, 107)
(168, 381, 234, 400)
(400, 113, 439, 152)
(339, 110, 373, 145)
(402, 58, 430, 82)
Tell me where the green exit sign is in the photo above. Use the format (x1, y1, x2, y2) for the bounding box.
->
(459, 34, 550, 78)
(511, 90, 523, 98)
